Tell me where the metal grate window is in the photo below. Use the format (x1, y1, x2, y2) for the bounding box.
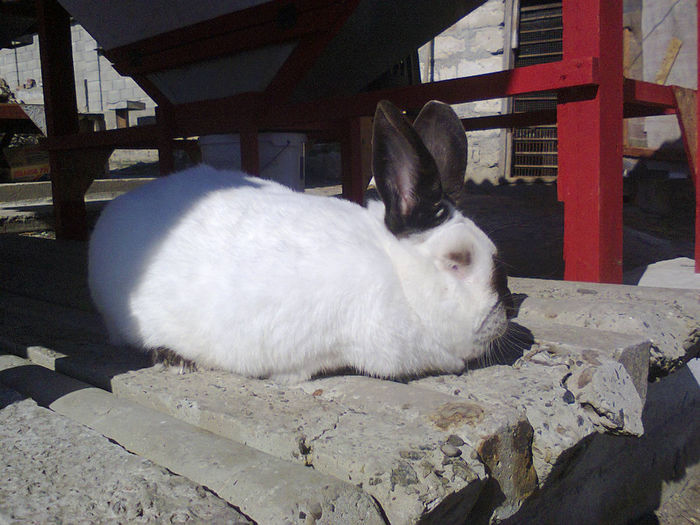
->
(510, 1, 562, 180)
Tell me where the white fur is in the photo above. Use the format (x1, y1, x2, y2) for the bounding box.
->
(89, 165, 506, 383)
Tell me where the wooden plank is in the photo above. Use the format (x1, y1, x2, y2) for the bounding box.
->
(44, 124, 161, 150)
(672, 86, 697, 179)
(557, 0, 623, 283)
(654, 37, 682, 85)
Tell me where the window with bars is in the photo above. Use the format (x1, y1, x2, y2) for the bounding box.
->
(510, 1, 562, 180)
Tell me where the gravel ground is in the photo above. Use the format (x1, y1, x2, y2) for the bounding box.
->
(0, 383, 253, 525)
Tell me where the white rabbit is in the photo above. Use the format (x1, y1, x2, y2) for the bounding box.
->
(88, 100, 511, 384)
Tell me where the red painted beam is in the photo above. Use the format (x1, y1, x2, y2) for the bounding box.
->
(107, 0, 349, 76)
(623, 79, 678, 117)
(697, 4, 699, 272)
(170, 58, 599, 135)
(461, 110, 558, 131)
(265, 0, 361, 102)
(36, 0, 91, 241)
(44, 124, 161, 150)
(0, 103, 31, 120)
(557, 0, 623, 283)
(623, 78, 676, 109)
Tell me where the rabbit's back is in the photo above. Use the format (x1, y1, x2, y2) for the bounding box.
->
(89, 166, 408, 378)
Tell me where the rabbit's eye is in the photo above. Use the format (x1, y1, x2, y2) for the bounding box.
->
(446, 250, 472, 268)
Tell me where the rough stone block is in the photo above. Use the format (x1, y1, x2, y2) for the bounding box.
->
(0, 383, 253, 524)
(0, 353, 385, 525)
(511, 277, 700, 376)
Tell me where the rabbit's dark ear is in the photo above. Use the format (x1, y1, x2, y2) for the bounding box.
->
(413, 100, 467, 202)
(372, 100, 450, 237)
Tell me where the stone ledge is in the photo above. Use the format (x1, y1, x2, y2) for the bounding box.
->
(0, 309, 651, 523)
(0, 237, 697, 523)
(512, 277, 700, 376)
(0, 353, 385, 525)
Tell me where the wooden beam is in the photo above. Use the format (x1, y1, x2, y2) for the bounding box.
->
(623, 78, 677, 110)
(156, 106, 175, 175)
(265, 0, 360, 102)
(622, 145, 686, 162)
(672, 86, 697, 179)
(36, 0, 79, 138)
(0, 103, 31, 120)
(461, 110, 558, 131)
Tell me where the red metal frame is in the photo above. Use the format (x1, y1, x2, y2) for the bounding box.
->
(106, 0, 354, 78)
(36, 0, 88, 241)
(557, 0, 624, 283)
(697, 5, 699, 272)
(38, 0, 698, 280)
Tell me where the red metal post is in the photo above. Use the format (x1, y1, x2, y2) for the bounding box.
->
(156, 106, 175, 175)
(36, 0, 92, 240)
(341, 117, 372, 204)
(696, 3, 700, 272)
(240, 130, 260, 176)
(557, 0, 624, 283)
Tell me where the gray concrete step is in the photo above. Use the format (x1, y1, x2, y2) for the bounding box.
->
(0, 374, 253, 524)
(0, 300, 653, 523)
(0, 353, 385, 525)
(0, 233, 698, 523)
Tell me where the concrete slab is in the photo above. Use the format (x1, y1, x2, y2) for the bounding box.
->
(0, 298, 651, 523)
(0, 353, 385, 525)
(636, 257, 700, 290)
(511, 277, 700, 376)
(0, 382, 252, 524)
(0, 233, 697, 523)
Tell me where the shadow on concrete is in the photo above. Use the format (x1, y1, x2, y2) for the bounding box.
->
(0, 363, 90, 408)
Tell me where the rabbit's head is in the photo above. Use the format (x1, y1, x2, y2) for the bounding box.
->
(372, 100, 512, 359)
